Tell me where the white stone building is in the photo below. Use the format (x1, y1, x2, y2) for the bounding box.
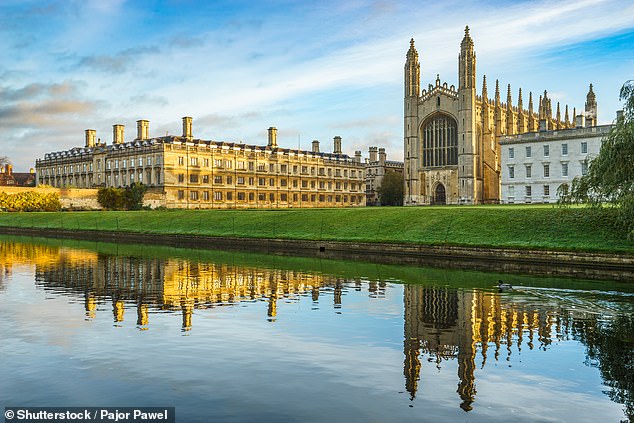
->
(499, 123, 613, 204)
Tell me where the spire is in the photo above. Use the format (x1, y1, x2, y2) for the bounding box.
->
(556, 102, 561, 121)
(405, 38, 420, 98)
(528, 91, 534, 114)
(494, 79, 500, 104)
(538, 94, 543, 118)
(564, 104, 570, 124)
(461, 25, 474, 50)
(518, 88, 523, 110)
(506, 84, 512, 108)
(573, 107, 576, 119)
(482, 75, 488, 99)
(459, 25, 476, 89)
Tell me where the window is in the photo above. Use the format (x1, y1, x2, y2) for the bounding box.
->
(248, 192, 254, 201)
(178, 157, 184, 165)
(543, 164, 550, 178)
(526, 165, 532, 178)
(508, 147, 514, 159)
(214, 175, 223, 184)
(191, 157, 198, 166)
(248, 177, 254, 185)
(269, 178, 275, 186)
(224, 160, 232, 169)
(237, 176, 245, 185)
(280, 179, 287, 187)
(302, 180, 308, 188)
(281, 164, 287, 173)
(269, 164, 275, 172)
(189, 174, 198, 183)
(509, 166, 514, 179)
(237, 161, 246, 170)
(562, 163, 568, 177)
(138, 158, 143, 166)
(227, 192, 233, 200)
(226, 176, 233, 185)
(525, 186, 532, 197)
(214, 159, 223, 168)
(543, 145, 549, 157)
(280, 193, 287, 201)
(178, 190, 185, 200)
(178, 174, 185, 183)
(147, 157, 152, 166)
(581, 161, 588, 176)
(508, 185, 515, 197)
(258, 177, 265, 186)
(544, 185, 550, 196)
(202, 175, 209, 184)
(204, 158, 209, 167)
(123, 159, 127, 168)
(581, 142, 588, 154)
(422, 114, 458, 167)
(562, 143, 568, 156)
(258, 193, 266, 201)
(190, 191, 198, 200)
(202, 191, 209, 201)
(526, 146, 532, 158)
(269, 193, 275, 202)
(237, 192, 245, 201)
(213, 191, 223, 201)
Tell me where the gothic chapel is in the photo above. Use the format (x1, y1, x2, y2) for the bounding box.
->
(404, 26, 597, 205)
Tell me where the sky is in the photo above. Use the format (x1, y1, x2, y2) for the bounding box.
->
(1, 0, 633, 171)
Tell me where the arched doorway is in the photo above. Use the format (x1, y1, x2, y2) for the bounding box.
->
(433, 183, 446, 205)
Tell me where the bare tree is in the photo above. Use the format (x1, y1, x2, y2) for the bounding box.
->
(0, 156, 10, 168)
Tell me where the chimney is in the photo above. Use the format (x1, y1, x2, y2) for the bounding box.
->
(378, 147, 386, 165)
(5, 164, 12, 175)
(312, 140, 320, 153)
(575, 114, 585, 128)
(369, 146, 378, 162)
(355, 150, 362, 163)
(113, 124, 125, 144)
(538, 119, 548, 132)
(333, 136, 342, 154)
(267, 127, 278, 148)
(182, 116, 193, 139)
(136, 119, 149, 140)
(85, 129, 96, 147)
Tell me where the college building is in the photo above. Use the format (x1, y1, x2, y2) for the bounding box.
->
(364, 147, 404, 206)
(35, 117, 366, 208)
(404, 26, 598, 205)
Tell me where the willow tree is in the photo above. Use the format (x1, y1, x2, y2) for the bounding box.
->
(562, 81, 634, 238)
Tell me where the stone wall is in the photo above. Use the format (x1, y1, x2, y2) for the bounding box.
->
(0, 187, 167, 210)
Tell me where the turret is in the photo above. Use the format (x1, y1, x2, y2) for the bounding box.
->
(585, 83, 597, 126)
(458, 26, 476, 89)
(405, 38, 420, 98)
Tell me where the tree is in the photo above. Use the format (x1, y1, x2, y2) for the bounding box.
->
(377, 171, 404, 206)
(561, 80, 634, 238)
(0, 156, 9, 168)
(97, 183, 147, 210)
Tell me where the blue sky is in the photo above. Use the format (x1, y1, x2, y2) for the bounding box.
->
(1, 0, 633, 171)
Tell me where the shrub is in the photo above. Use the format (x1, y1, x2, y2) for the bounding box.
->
(0, 191, 61, 212)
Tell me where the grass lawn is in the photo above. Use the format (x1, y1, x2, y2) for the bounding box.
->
(0, 204, 632, 253)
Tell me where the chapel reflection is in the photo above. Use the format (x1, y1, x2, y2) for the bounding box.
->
(33, 252, 370, 329)
(403, 285, 602, 412)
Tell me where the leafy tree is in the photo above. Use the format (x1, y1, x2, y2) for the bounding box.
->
(377, 171, 404, 206)
(98, 183, 148, 210)
(125, 182, 147, 210)
(561, 81, 634, 239)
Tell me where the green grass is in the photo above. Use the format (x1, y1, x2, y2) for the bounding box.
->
(0, 204, 632, 253)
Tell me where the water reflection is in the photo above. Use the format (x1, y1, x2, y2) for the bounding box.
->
(1, 238, 633, 421)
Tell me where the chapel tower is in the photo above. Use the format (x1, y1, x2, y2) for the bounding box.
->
(457, 26, 479, 203)
(404, 38, 421, 203)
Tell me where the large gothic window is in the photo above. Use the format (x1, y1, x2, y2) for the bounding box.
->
(421, 114, 458, 167)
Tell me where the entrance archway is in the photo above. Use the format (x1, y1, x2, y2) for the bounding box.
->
(433, 183, 446, 205)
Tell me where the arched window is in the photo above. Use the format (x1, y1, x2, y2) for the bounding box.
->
(421, 114, 458, 167)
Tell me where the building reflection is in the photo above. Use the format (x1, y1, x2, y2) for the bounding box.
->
(403, 285, 596, 412)
(30, 248, 366, 329)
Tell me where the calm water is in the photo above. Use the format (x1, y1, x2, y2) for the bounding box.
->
(1, 236, 633, 423)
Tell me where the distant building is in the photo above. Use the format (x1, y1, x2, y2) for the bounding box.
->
(35, 118, 365, 209)
(364, 147, 404, 206)
(499, 121, 613, 204)
(0, 164, 36, 187)
(404, 26, 598, 205)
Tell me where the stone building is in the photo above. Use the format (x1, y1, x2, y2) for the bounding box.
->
(404, 26, 597, 205)
(364, 147, 404, 206)
(0, 164, 36, 187)
(500, 121, 613, 204)
(36, 117, 366, 209)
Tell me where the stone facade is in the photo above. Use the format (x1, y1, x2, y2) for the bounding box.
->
(500, 124, 612, 204)
(364, 147, 404, 206)
(404, 27, 598, 205)
(36, 118, 366, 209)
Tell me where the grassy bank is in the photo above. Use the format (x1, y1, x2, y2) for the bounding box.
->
(0, 205, 632, 253)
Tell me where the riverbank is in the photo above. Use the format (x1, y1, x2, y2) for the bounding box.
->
(1, 206, 633, 280)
